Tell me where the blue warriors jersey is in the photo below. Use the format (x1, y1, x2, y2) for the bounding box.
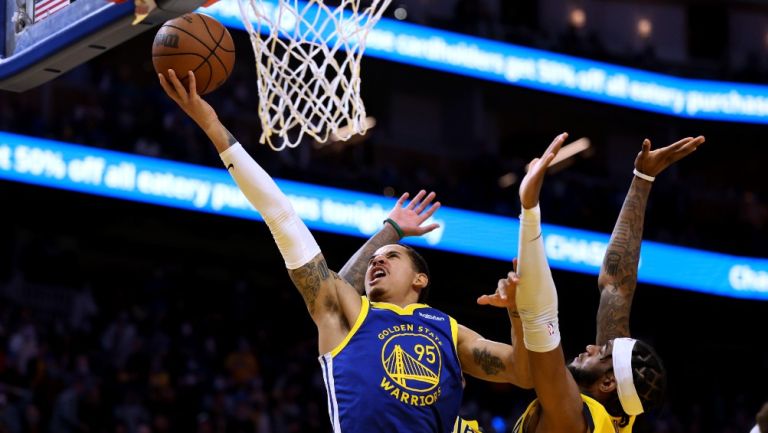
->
(513, 394, 636, 433)
(319, 296, 464, 433)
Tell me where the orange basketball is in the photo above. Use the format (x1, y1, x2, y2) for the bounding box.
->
(152, 13, 235, 95)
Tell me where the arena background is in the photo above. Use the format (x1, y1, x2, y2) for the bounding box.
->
(1, 1, 768, 432)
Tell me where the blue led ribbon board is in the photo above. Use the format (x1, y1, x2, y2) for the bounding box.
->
(1, 130, 767, 301)
(203, 0, 768, 125)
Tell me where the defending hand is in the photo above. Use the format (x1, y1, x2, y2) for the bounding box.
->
(519, 133, 567, 209)
(634, 135, 705, 177)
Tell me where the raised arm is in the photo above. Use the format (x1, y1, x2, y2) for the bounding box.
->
(596, 136, 704, 345)
(339, 190, 441, 293)
(515, 133, 586, 433)
(159, 71, 361, 353)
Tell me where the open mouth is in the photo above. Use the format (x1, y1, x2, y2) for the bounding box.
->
(369, 266, 387, 284)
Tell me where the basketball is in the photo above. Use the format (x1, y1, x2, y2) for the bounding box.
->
(152, 13, 235, 95)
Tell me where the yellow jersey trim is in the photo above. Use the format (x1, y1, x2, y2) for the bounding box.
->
(369, 300, 430, 315)
(450, 316, 459, 352)
(453, 417, 481, 433)
(581, 394, 636, 433)
(329, 296, 370, 357)
(515, 395, 636, 433)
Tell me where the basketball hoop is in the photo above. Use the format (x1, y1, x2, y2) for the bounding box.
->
(237, 0, 391, 150)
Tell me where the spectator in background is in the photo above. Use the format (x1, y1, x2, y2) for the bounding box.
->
(101, 312, 137, 370)
(225, 338, 259, 389)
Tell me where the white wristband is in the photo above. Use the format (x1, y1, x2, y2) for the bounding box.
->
(633, 169, 655, 183)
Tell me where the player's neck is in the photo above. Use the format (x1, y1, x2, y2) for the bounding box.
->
(374, 294, 420, 309)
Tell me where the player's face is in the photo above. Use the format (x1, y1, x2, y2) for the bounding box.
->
(568, 341, 614, 386)
(365, 244, 421, 302)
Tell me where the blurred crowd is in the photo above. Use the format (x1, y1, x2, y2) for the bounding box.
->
(0, 232, 329, 433)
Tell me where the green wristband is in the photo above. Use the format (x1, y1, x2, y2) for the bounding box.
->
(383, 218, 404, 239)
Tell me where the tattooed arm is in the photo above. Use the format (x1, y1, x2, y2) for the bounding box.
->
(339, 226, 400, 294)
(160, 70, 364, 354)
(339, 191, 441, 294)
(596, 136, 704, 345)
(456, 322, 533, 388)
(474, 268, 532, 387)
(288, 253, 364, 354)
(595, 176, 650, 345)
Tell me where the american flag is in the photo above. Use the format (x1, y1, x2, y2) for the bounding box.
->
(34, 0, 71, 23)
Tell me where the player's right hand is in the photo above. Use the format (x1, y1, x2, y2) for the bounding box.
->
(519, 133, 567, 209)
(158, 70, 219, 133)
(634, 135, 705, 178)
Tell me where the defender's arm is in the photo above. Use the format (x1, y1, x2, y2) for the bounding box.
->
(596, 136, 704, 345)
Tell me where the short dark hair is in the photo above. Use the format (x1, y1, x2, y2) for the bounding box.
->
(400, 244, 431, 303)
(603, 339, 667, 425)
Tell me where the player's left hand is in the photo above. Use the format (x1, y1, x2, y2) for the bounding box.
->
(388, 190, 441, 238)
(634, 135, 705, 177)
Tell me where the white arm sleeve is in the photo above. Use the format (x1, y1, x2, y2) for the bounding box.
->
(516, 204, 561, 352)
(220, 143, 320, 270)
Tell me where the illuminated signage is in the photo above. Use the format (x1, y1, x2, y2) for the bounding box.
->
(204, 0, 768, 124)
(1, 131, 766, 300)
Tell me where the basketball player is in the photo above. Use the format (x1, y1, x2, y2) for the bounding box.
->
(480, 133, 704, 432)
(336, 191, 485, 433)
(158, 70, 530, 433)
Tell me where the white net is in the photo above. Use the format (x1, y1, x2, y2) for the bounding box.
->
(237, 0, 391, 150)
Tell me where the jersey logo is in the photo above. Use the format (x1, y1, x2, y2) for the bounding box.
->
(418, 312, 446, 321)
(377, 325, 446, 406)
(383, 338, 440, 390)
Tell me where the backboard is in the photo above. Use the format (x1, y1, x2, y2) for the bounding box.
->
(1, 0, 213, 92)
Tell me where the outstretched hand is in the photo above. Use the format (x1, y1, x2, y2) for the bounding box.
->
(477, 262, 519, 310)
(634, 135, 705, 177)
(519, 133, 567, 209)
(158, 70, 219, 133)
(388, 190, 441, 237)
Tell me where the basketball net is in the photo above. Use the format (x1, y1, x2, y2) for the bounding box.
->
(237, 0, 390, 150)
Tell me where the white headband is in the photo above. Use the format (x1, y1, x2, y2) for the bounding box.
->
(612, 338, 644, 416)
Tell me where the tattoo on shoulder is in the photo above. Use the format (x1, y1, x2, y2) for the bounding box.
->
(472, 348, 506, 376)
(289, 255, 333, 315)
